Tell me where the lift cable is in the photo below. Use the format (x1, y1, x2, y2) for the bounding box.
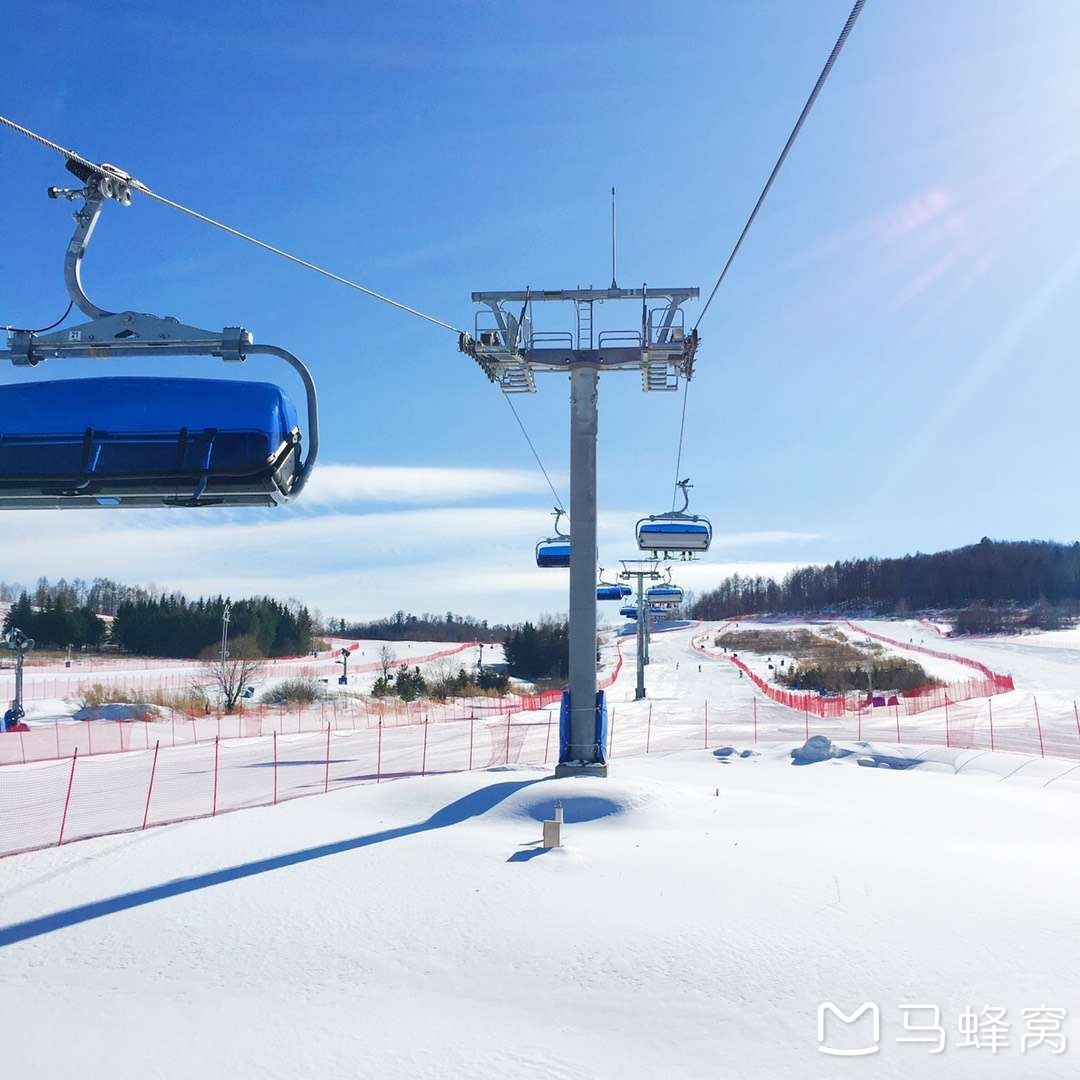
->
(502, 394, 566, 512)
(670, 379, 690, 510)
(2, 300, 73, 335)
(693, 0, 866, 333)
(668, 0, 865, 505)
(0, 113, 466, 336)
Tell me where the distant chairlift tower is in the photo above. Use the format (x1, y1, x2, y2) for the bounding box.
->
(460, 283, 699, 774)
(619, 559, 663, 701)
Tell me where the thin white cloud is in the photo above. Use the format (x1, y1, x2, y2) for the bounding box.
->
(299, 464, 551, 505)
(0, 499, 823, 623)
(706, 530, 822, 548)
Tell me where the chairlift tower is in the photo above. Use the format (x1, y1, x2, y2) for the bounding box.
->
(460, 284, 699, 773)
(619, 560, 663, 701)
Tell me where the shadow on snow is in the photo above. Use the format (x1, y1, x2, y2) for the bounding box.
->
(0, 776, 548, 948)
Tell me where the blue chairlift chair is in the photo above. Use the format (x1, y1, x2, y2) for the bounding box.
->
(536, 508, 571, 568)
(636, 479, 712, 558)
(0, 160, 318, 509)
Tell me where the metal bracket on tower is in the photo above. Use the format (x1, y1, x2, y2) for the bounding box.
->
(459, 285, 699, 394)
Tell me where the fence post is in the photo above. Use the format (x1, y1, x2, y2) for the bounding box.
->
(504, 712, 511, 765)
(324, 722, 331, 793)
(469, 714, 475, 771)
(646, 702, 653, 754)
(857, 701, 862, 741)
(376, 719, 383, 783)
(273, 730, 278, 805)
(704, 700, 709, 749)
(119, 721, 125, 754)
(57, 747, 78, 846)
(1074, 700, 1080, 745)
(944, 694, 950, 748)
(1034, 697, 1045, 758)
(55, 719, 60, 760)
(144, 721, 150, 750)
(608, 707, 615, 760)
(171, 713, 176, 748)
(212, 736, 220, 816)
(192, 717, 198, 745)
(87, 720, 93, 757)
(19, 730, 26, 765)
(804, 699, 809, 742)
(142, 740, 160, 830)
(988, 698, 995, 753)
(753, 696, 758, 744)
(421, 716, 429, 777)
(894, 702, 901, 745)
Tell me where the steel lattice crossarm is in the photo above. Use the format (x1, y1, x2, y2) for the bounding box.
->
(459, 286, 700, 393)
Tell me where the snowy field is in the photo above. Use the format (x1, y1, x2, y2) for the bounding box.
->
(6, 638, 502, 724)
(2, 621, 1080, 1075)
(2, 744, 1078, 1079)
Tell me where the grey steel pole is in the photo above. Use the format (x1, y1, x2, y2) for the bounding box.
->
(644, 603, 652, 665)
(635, 574, 646, 701)
(561, 363, 601, 770)
(14, 648, 23, 717)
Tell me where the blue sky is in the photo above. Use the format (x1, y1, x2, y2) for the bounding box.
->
(2, 1, 1080, 623)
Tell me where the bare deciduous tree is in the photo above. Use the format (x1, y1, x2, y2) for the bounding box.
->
(202, 634, 265, 713)
(378, 643, 397, 683)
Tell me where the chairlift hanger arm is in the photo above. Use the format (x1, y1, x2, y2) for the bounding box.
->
(0, 172, 320, 499)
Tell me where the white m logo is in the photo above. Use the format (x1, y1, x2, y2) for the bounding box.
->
(817, 1001, 880, 1057)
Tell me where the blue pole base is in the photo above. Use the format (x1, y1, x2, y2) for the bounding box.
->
(555, 689, 609, 774)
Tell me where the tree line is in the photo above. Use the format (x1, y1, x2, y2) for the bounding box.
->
(333, 609, 510, 643)
(502, 619, 569, 681)
(111, 595, 315, 658)
(3, 583, 316, 658)
(2, 593, 107, 650)
(1, 575, 146, 614)
(690, 538, 1080, 621)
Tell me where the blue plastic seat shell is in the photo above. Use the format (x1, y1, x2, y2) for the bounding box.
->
(0, 376, 302, 507)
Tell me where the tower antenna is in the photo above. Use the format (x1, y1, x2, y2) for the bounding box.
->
(610, 186, 618, 290)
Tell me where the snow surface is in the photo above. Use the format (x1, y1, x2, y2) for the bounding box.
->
(9, 639, 504, 724)
(2, 621, 1080, 1077)
(2, 748, 1078, 1078)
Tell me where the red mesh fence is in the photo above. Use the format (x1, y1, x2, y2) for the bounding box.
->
(0, 640, 481, 703)
(0, 640, 623, 768)
(4, 682, 1079, 859)
(694, 621, 1016, 719)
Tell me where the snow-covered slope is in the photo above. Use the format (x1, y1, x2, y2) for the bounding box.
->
(2, 744, 1078, 1079)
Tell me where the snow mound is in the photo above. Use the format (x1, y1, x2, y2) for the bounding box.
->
(791, 735, 922, 770)
(489, 776, 656, 826)
(72, 703, 154, 723)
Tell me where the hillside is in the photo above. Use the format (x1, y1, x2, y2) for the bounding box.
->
(691, 537, 1080, 620)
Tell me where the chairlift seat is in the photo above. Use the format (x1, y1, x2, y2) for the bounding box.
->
(619, 604, 638, 619)
(637, 518, 712, 553)
(597, 583, 632, 601)
(0, 376, 303, 508)
(536, 541, 571, 569)
(646, 585, 684, 604)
